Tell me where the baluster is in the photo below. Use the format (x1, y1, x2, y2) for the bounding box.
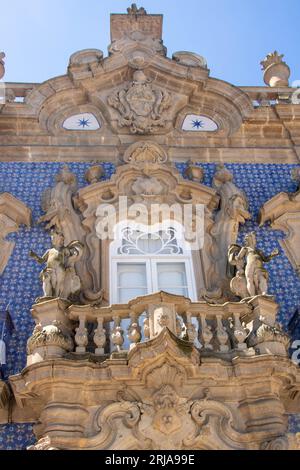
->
(143, 314, 150, 340)
(94, 317, 107, 355)
(128, 312, 141, 351)
(216, 314, 229, 352)
(111, 316, 124, 352)
(199, 314, 213, 350)
(75, 315, 88, 354)
(233, 313, 247, 351)
(176, 316, 183, 338)
(186, 312, 197, 344)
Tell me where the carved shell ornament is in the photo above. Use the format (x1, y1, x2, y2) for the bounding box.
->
(108, 71, 172, 134)
(123, 141, 168, 166)
(132, 176, 163, 196)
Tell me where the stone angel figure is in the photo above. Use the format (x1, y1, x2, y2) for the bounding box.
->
(30, 231, 84, 302)
(228, 232, 279, 299)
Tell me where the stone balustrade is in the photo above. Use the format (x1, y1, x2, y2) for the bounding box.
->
(1, 83, 36, 103)
(26, 292, 290, 366)
(1, 83, 298, 107)
(240, 86, 298, 107)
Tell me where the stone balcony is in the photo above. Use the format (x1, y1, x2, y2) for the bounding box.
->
(7, 292, 300, 450)
(25, 292, 290, 365)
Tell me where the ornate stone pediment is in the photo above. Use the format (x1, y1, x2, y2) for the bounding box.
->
(14, 6, 252, 142)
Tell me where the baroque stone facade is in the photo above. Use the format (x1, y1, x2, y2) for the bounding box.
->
(0, 5, 300, 450)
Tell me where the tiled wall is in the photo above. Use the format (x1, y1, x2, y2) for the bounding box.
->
(0, 162, 299, 449)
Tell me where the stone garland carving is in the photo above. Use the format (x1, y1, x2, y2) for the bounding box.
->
(0, 193, 32, 275)
(247, 322, 290, 354)
(228, 232, 279, 299)
(27, 321, 73, 356)
(245, 296, 290, 356)
(108, 71, 172, 134)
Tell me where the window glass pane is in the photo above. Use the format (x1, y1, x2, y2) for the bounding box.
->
(156, 262, 189, 297)
(118, 288, 148, 303)
(117, 263, 148, 303)
(117, 263, 147, 288)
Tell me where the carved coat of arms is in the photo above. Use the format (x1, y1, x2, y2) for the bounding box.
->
(108, 71, 172, 134)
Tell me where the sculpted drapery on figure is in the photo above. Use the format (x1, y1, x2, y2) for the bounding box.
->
(202, 164, 251, 302)
(30, 231, 84, 301)
(228, 232, 279, 299)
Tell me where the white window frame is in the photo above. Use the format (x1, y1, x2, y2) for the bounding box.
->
(110, 221, 197, 304)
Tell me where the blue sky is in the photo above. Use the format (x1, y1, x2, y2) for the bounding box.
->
(1, 0, 300, 86)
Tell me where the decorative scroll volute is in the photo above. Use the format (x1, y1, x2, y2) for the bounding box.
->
(0, 193, 31, 275)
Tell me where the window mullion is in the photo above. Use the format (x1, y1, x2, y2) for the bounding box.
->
(146, 259, 153, 295)
(151, 259, 159, 293)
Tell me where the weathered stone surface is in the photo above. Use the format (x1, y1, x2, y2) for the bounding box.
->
(0, 193, 31, 275)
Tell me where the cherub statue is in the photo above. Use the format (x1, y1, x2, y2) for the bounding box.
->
(30, 231, 84, 301)
(228, 232, 279, 298)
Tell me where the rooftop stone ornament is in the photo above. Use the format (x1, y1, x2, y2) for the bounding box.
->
(0, 52, 5, 80)
(127, 4, 147, 16)
(261, 51, 290, 87)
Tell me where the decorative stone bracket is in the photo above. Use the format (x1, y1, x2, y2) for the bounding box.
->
(260, 188, 300, 275)
(0, 193, 32, 275)
(0, 380, 10, 409)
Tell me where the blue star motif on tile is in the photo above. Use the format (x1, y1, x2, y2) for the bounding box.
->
(192, 119, 204, 129)
(78, 117, 90, 128)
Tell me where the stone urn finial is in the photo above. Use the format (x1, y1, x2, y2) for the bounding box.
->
(0, 52, 5, 80)
(261, 51, 290, 87)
